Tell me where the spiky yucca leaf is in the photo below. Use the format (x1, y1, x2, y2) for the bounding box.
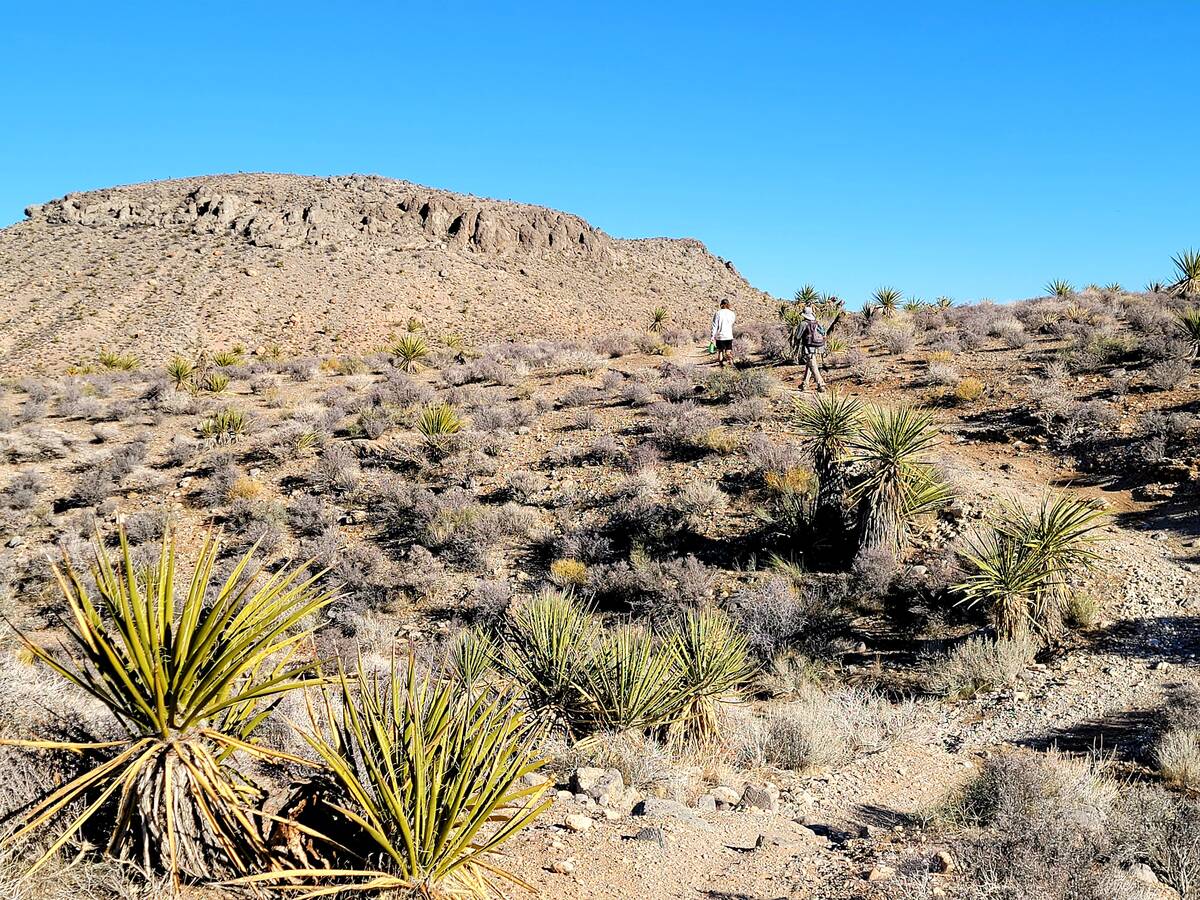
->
(936, 296, 954, 309)
(0, 528, 332, 882)
(847, 405, 952, 556)
(242, 657, 549, 897)
(872, 287, 902, 314)
(791, 392, 863, 523)
(391, 335, 430, 373)
(200, 406, 249, 443)
(166, 356, 194, 389)
(204, 370, 231, 394)
(669, 609, 751, 742)
(1045, 279, 1074, 299)
(450, 628, 497, 692)
(1177, 307, 1200, 358)
(212, 349, 243, 367)
(794, 284, 820, 304)
(416, 403, 464, 453)
(1170, 249, 1200, 299)
(650, 306, 668, 332)
(501, 590, 597, 730)
(98, 350, 139, 371)
(583, 626, 683, 732)
(956, 494, 1105, 639)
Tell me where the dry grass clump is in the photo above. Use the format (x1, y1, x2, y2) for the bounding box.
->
(726, 683, 917, 773)
(932, 634, 1038, 698)
(1155, 684, 1200, 791)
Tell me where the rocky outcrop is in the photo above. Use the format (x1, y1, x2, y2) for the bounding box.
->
(27, 174, 613, 258)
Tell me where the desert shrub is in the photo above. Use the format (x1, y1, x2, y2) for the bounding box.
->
(925, 360, 960, 386)
(550, 558, 588, 587)
(594, 331, 637, 358)
(556, 350, 605, 376)
(73, 465, 116, 506)
(870, 321, 917, 355)
(17, 378, 50, 403)
(942, 751, 1132, 900)
(648, 401, 718, 451)
(122, 506, 169, 544)
(932, 634, 1038, 698)
(1112, 787, 1200, 898)
(310, 442, 360, 493)
(705, 368, 774, 402)
(287, 493, 334, 537)
(1, 469, 44, 510)
(673, 481, 728, 529)
(727, 575, 841, 659)
(1145, 357, 1191, 391)
(952, 376, 985, 404)
(658, 376, 695, 402)
(587, 552, 717, 618)
(742, 434, 803, 480)
(728, 397, 768, 423)
(991, 317, 1030, 348)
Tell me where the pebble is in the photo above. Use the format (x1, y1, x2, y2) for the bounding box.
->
(564, 813, 593, 833)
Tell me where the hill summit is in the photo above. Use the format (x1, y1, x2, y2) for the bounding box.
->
(0, 173, 773, 372)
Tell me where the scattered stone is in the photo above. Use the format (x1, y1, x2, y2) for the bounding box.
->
(711, 785, 742, 807)
(632, 826, 666, 846)
(934, 850, 955, 874)
(550, 859, 576, 875)
(695, 794, 718, 812)
(564, 813, 593, 833)
(738, 782, 779, 813)
(867, 864, 896, 882)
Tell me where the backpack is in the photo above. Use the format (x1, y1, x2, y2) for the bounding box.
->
(806, 320, 826, 347)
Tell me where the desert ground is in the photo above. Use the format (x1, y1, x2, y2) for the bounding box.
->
(0, 175, 1198, 900)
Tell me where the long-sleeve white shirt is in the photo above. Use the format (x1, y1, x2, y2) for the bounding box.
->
(711, 308, 736, 341)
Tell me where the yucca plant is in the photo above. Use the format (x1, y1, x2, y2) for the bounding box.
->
(1178, 307, 1200, 359)
(1146, 280, 1167, 294)
(212, 349, 243, 367)
(407, 316, 426, 332)
(200, 407, 249, 443)
(98, 350, 139, 371)
(501, 589, 596, 732)
(826, 335, 848, 353)
(1170, 249, 1200, 299)
(450, 628, 497, 693)
(936, 296, 954, 309)
(794, 284, 820, 305)
(204, 370, 231, 394)
(649, 306, 668, 332)
(0, 528, 332, 883)
(165, 355, 194, 389)
(1103, 282, 1123, 294)
(871, 287, 903, 316)
(440, 333, 464, 351)
(244, 657, 549, 897)
(1045, 279, 1074, 299)
(847, 405, 952, 557)
(791, 392, 863, 535)
(583, 626, 683, 733)
(903, 298, 926, 313)
(957, 494, 1105, 639)
(668, 609, 750, 742)
(391, 335, 430, 374)
(416, 402, 464, 453)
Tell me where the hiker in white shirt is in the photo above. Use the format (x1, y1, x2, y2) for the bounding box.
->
(711, 299, 736, 368)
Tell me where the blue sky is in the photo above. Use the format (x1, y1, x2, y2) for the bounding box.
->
(2, 1, 1197, 304)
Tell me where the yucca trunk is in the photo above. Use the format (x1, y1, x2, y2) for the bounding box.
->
(856, 493, 902, 558)
(812, 453, 854, 550)
(122, 742, 269, 881)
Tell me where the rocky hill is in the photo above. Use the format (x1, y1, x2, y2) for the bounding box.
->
(0, 173, 774, 374)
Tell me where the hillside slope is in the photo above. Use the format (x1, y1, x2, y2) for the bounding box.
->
(0, 173, 774, 373)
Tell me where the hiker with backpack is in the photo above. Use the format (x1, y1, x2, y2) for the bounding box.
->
(799, 306, 827, 392)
